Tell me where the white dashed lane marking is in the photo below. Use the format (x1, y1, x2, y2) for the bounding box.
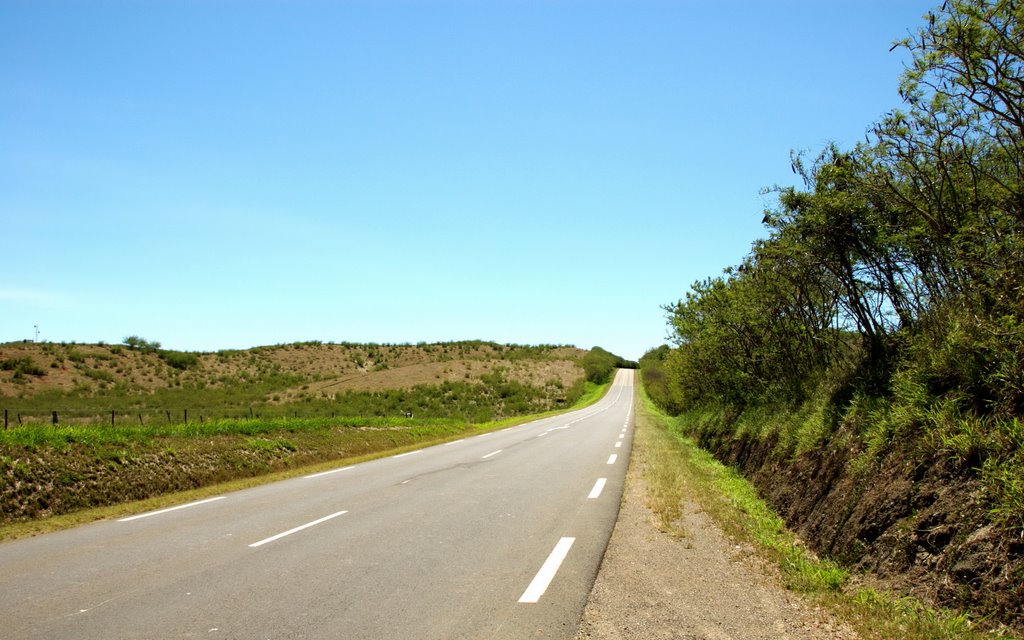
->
(118, 497, 226, 522)
(519, 537, 575, 603)
(248, 510, 349, 548)
(305, 466, 354, 479)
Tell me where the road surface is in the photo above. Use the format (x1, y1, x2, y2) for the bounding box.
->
(0, 369, 635, 639)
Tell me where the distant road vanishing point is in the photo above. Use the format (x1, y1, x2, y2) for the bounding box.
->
(0, 370, 636, 639)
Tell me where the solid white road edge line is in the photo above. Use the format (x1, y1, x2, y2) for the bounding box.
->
(607, 454, 618, 464)
(118, 496, 226, 522)
(305, 466, 354, 479)
(588, 478, 607, 499)
(248, 510, 349, 548)
(518, 537, 576, 603)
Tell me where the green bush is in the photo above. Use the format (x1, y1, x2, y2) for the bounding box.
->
(122, 336, 161, 351)
(1, 357, 45, 378)
(158, 350, 199, 370)
(581, 347, 635, 384)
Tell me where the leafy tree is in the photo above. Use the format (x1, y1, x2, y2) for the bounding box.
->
(639, 345, 681, 413)
(123, 336, 161, 351)
(664, 0, 1024, 416)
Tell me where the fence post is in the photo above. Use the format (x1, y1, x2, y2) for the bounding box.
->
(52, 411, 58, 426)
(165, 410, 171, 423)
(111, 410, 116, 427)
(138, 413, 144, 425)
(184, 409, 188, 424)
(4, 409, 7, 429)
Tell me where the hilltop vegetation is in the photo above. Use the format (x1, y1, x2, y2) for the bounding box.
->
(648, 1, 1023, 633)
(0, 340, 587, 424)
(580, 346, 638, 384)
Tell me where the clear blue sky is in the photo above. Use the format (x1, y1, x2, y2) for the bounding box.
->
(2, 0, 935, 361)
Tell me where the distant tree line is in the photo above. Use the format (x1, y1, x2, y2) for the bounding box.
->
(121, 336, 199, 371)
(122, 336, 161, 351)
(581, 347, 637, 384)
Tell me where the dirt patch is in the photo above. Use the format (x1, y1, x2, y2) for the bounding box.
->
(576, 452, 857, 640)
(284, 359, 582, 399)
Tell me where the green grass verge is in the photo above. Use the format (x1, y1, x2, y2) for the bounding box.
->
(635, 384, 1018, 640)
(0, 415, 463, 450)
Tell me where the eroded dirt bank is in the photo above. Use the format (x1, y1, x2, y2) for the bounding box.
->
(695, 425, 1023, 634)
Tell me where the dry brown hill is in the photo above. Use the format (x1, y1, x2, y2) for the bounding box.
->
(0, 340, 587, 424)
(0, 341, 584, 395)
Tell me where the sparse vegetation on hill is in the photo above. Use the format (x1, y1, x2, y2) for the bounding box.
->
(0, 340, 587, 424)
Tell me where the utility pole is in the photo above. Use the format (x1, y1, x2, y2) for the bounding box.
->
(34, 325, 39, 342)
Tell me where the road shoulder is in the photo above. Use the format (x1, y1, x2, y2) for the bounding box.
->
(575, 443, 858, 640)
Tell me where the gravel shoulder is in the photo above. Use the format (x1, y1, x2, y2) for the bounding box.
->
(575, 447, 859, 640)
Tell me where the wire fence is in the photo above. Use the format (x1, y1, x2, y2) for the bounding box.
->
(0, 406, 374, 429)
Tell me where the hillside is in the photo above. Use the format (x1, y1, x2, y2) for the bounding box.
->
(0, 340, 587, 424)
(0, 340, 618, 528)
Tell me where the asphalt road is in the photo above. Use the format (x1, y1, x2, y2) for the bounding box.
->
(0, 369, 635, 639)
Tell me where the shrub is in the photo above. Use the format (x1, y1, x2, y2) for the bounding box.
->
(580, 346, 636, 384)
(158, 350, 199, 370)
(123, 336, 161, 351)
(1, 357, 45, 378)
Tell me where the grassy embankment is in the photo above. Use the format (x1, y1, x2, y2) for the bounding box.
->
(634, 383, 1019, 640)
(0, 378, 609, 541)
